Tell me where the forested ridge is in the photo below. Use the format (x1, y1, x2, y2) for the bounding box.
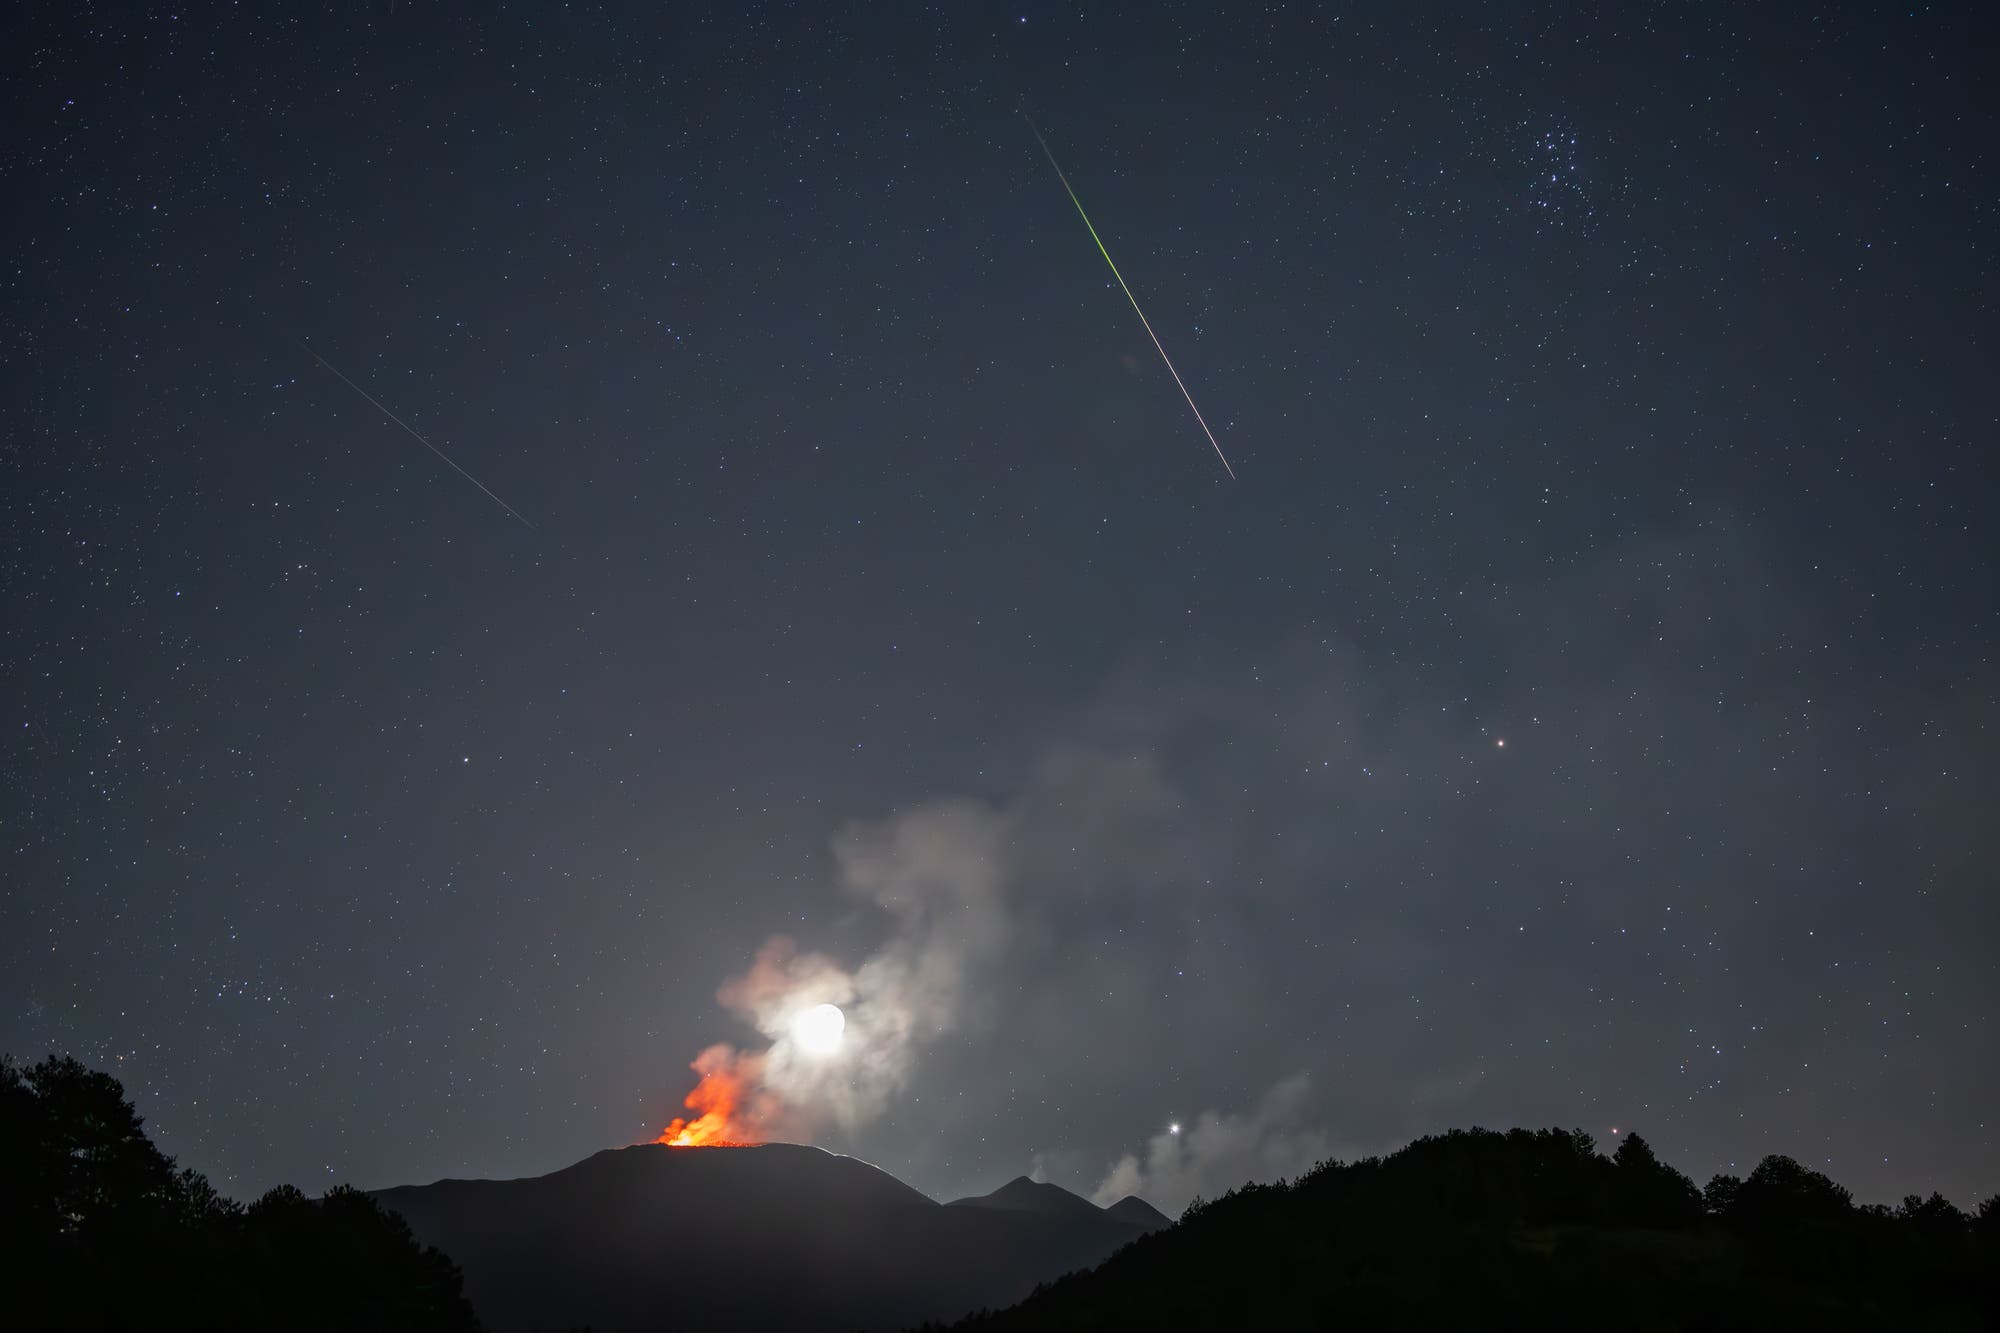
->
(948, 1127, 1997, 1331)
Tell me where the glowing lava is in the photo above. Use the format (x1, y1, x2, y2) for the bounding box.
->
(655, 1044, 762, 1147)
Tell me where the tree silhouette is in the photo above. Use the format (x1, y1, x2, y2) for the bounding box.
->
(1611, 1132, 1704, 1227)
(1728, 1154, 1854, 1228)
(1703, 1171, 1741, 1216)
(1898, 1191, 1967, 1233)
(2, 1055, 188, 1238)
(0, 1054, 478, 1331)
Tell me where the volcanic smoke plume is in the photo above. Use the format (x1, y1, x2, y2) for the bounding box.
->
(653, 798, 1014, 1145)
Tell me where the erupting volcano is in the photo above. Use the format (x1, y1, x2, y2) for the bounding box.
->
(654, 1044, 765, 1147)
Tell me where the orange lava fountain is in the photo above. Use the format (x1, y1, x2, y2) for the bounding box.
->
(654, 1043, 764, 1147)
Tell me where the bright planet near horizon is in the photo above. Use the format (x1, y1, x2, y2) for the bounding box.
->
(792, 1003, 846, 1057)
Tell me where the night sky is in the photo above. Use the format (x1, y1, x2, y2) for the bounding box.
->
(5, 4, 1995, 1215)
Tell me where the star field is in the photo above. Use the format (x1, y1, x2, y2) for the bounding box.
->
(2, 3, 1993, 1212)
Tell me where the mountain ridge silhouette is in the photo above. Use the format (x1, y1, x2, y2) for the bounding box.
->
(1103, 1194, 1173, 1230)
(371, 1142, 1157, 1333)
(947, 1175, 1139, 1227)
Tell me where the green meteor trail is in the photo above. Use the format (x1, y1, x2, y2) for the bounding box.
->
(1023, 112, 1238, 480)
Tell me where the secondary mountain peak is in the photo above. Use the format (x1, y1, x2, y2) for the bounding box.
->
(1105, 1195, 1173, 1232)
(948, 1175, 1111, 1223)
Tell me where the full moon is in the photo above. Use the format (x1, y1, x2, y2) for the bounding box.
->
(791, 1002, 846, 1056)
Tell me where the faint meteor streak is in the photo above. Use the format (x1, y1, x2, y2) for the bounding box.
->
(1022, 112, 1237, 480)
(299, 340, 535, 530)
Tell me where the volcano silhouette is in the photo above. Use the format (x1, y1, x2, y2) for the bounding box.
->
(371, 1143, 1163, 1333)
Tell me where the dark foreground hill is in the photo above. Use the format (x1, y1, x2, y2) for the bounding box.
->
(2, 1055, 478, 1332)
(374, 1143, 1156, 1333)
(20, 1053, 1995, 1333)
(951, 1128, 2000, 1333)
